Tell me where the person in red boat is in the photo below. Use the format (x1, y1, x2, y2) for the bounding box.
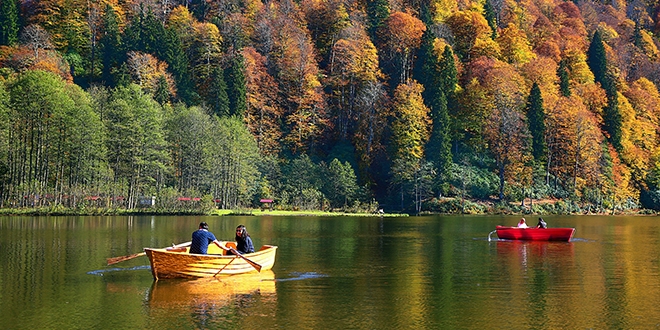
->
(517, 218, 528, 228)
(536, 217, 547, 229)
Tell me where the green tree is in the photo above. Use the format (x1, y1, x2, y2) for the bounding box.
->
(587, 30, 610, 94)
(7, 71, 106, 206)
(587, 30, 621, 149)
(163, 28, 197, 105)
(225, 55, 247, 117)
(366, 0, 390, 40)
(153, 75, 171, 105)
(281, 155, 325, 210)
(483, 0, 498, 39)
(100, 4, 122, 86)
(0, 0, 19, 46)
(208, 116, 261, 209)
(425, 89, 452, 187)
(208, 66, 230, 117)
(526, 82, 546, 161)
(103, 84, 169, 208)
(0, 81, 10, 202)
(165, 104, 213, 194)
(558, 59, 571, 97)
(324, 158, 359, 207)
(437, 45, 460, 152)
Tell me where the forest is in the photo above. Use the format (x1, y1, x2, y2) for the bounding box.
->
(0, 0, 659, 214)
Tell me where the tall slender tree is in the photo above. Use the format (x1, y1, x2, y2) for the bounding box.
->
(526, 82, 546, 161)
(225, 55, 247, 118)
(557, 59, 571, 97)
(366, 0, 390, 40)
(100, 4, 122, 86)
(208, 66, 230, 117)
(587, 29, 622, 149)
(0, 0, 19, 46)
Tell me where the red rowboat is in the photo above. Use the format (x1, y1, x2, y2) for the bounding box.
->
(495, 225, 575, 242)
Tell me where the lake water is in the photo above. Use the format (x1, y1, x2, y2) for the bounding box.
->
(2, 214, 660, 329)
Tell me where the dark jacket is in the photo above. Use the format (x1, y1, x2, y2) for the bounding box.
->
(236, 236, 255, 254)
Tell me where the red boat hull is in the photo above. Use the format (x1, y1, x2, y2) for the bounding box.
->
(495, 225, 575, 242)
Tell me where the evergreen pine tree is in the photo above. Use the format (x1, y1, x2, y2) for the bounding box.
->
(604, 90, 622, 149)
(366, 0, 390, 40)
(587, 30, 609, 94)
(526, 82, 546, 161)
(438, 46, 458, 97)
(154, 75, 170, 105)
(210, 66, 230, 117)
(483, 0, 498, 39)
(163, 29, 198, 105)
(437, 45, 460, 150)
(225, 55, 247, 118)
(413, 6, 438, 89)
(426, 89, 452, 183)
(587, 29, 622, 149)
(558, 59, 571, 97)
(189, 0, 209, 21)
(100, 4, 123, 86)
(0, 0, 19, 46)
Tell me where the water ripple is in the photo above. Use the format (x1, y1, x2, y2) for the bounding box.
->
(86, 265, 151, 276)
(276, 272, 328, 282)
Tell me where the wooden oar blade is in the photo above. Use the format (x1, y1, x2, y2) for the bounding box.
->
(106, 252, 145, 265)
(229, 248, 262, 272)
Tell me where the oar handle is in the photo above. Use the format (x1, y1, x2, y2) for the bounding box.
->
(106, 241, 191, 266)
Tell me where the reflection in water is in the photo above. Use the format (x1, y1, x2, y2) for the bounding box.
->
(147, 270, 276, 306)
(7, 215, 660, 329)
(495, 240, 575, 265)
(145, 271, 277, 328)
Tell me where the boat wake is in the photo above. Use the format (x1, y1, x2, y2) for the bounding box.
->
(87, 265, 151, 276)
(275, 272, 328, 282)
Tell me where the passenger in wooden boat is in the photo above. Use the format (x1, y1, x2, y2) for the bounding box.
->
(229, 225, 255, 255)
(517, 218, 528, 228)
(536, 217, 547, 229)
(190, 222, 222, 254)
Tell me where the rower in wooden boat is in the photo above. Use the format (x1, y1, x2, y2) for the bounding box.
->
(517, 218, 529, 228)
(190, 221, 224, 254)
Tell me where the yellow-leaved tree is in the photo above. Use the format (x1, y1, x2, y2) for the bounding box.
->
(389, 81, 431, 212)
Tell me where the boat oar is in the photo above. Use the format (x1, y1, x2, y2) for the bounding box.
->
(107, 241, 192, 266)
(106, 251, 146, 265)
(229, 247, 262, 272)
(215, 242, 262, 272)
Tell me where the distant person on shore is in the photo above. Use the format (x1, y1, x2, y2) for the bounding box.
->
(536, 217, 547, 229)
(517, 218, 528, 228)
(190, 222, 222, 254)
(234, 224, 255, 254)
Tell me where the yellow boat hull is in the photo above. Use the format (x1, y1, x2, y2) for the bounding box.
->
(144, 243, 277, 280)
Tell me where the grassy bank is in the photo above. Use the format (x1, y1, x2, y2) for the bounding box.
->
(0, 207, 407, 217)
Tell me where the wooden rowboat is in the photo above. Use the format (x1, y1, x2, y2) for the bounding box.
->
(144, 242, 277, 280)
(495, 225, 575, 242)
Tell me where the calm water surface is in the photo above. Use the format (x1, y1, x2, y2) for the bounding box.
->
(2, 215, 660, 329)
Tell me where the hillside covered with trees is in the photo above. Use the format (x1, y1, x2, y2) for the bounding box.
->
(0, 0, 659, 213)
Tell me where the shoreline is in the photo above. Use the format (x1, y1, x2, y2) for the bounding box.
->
(0, 206, 655, 217)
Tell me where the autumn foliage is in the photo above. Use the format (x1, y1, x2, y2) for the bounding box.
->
(1, 0, 660, 213)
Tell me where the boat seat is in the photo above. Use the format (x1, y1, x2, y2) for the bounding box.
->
(224, 242, 237, 255)
(166, 246, 188, 252)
